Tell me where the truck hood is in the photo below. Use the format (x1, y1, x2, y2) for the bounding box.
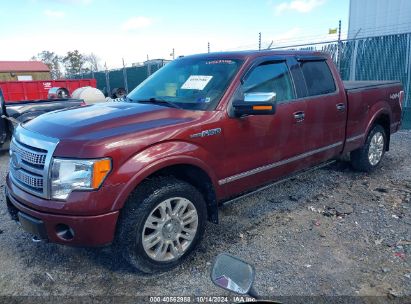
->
(23, 102, 193, 141)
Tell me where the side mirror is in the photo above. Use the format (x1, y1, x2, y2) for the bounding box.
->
(211, 253, 255, 295)
(233, 92, 276, 117)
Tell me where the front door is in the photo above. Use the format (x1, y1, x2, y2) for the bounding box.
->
(221, 59, 307, 198)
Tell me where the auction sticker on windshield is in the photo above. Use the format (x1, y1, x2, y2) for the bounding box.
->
(181, 75, 213, 90)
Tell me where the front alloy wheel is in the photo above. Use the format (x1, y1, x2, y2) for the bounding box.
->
(116, 176, 207, 274)
(142, 197, 199, 262)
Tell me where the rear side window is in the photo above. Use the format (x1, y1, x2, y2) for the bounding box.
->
(243, 61, 295, 103)
(300, 60, 336, 96)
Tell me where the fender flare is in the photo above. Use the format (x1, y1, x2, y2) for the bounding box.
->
(364, 102, 391, 144)
(111, 142, 219, 213)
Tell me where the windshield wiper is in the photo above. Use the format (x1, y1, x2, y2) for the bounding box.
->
(136, 97, 182, 109)
(124, 96, 133, 102)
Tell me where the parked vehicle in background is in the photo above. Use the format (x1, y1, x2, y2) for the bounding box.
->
(0, 79, 96, 103)
(5, 50, 404, 274)
(0, 89, 85, 150)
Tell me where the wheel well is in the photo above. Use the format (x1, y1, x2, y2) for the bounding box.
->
(144, 164, 218, 223)
(373, 114, 390, 151)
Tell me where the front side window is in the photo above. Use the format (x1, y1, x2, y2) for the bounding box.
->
(242, 61, 295, 103)
(300, 60, 336, 96)
(126, 58, 242, 111)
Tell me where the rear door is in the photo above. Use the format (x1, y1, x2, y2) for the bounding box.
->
(296, 57, 347, 164)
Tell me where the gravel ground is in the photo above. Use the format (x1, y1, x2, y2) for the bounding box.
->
(0, 131, 410, 302)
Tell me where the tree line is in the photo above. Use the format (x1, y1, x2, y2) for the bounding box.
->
(31, 50, 102, 79)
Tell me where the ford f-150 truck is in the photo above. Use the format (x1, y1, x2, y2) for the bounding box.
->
(5, 50, 404, 273)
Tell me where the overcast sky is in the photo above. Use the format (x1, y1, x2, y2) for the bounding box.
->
(0, 0, 349, 68)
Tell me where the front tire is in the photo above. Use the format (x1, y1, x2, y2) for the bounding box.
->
(115, 176, 207, 274)
(350, 124, 387, 172)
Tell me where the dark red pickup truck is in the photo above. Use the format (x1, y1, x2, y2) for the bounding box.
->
(5, 50, 404, 273)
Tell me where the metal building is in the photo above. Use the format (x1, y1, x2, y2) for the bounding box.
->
(348, 0, 411, 39)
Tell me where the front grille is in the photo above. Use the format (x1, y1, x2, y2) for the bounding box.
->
(10, 166, 43, 190)
(10, 140, 47, 196)
(10, 141, 47, 166)
(9, 127, 58, 199)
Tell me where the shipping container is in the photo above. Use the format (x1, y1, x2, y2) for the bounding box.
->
(0, 79, 96, 103)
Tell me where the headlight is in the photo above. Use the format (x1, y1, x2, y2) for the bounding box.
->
(51, 158, 111, 200)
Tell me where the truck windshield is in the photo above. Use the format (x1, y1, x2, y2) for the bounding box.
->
(126, 58, 242, 110)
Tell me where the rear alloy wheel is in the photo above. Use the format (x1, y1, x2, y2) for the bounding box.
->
(142, 197, 199, 262)
(367, 131, 385, 166)
(351, 124, 387, 172)
(116, 176, 207, 274)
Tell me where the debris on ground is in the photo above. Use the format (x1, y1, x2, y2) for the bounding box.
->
(312, 219, 321, 226)
(45, 272, 55, 282)
(394, 252, 406, 259)
(374, 187, 389, 193)
(374, 238, 384, 245)
(397, 240, 411, 246)
(308, 206, 323, 214)
(387, 289, 401, 299)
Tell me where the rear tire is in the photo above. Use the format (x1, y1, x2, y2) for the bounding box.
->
(115, 176, 207, 274)
(350, 124, 387, 172)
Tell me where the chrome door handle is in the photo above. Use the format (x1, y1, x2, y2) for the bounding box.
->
(293, 111, 305, 122)
(336, 103, 346, 112)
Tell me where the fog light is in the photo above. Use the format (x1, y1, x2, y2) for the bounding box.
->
(55, 224, 74, 240)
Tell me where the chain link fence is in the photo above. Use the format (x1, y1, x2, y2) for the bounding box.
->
(69, 60, 166, 97)
(273, 32, 411, 128)
(70, 32, 411, 128)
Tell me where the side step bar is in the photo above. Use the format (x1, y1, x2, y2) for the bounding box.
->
(221, 160, 336, 206)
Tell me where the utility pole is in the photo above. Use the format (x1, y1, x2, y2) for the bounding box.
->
(349, 28, 362, 81)
(258, 32, 262, 51)
(122, 58, 128, 94)
(208, 42, 210, 53)
(337, 19, 342, 72)
(104, 62, 110, 97)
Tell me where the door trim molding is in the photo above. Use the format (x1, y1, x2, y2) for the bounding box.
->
(346, 133, 365, 143)
(218, 141, 343, 185)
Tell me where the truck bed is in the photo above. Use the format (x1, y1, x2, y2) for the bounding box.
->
(343, 80, 401, 91)
(343, 79, 403, 154)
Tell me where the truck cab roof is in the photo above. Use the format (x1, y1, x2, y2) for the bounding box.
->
(180, 49, 328, 61)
